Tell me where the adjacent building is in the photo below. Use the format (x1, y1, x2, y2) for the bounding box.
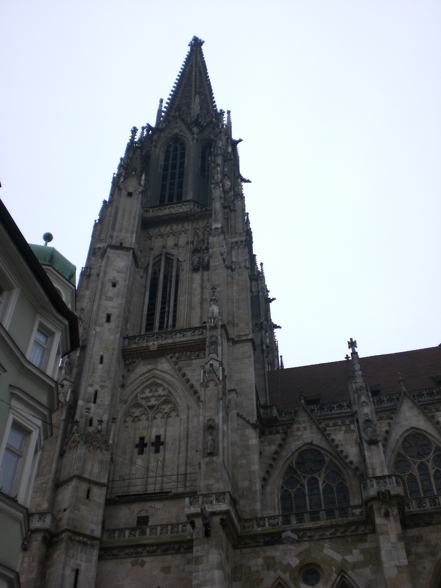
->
(0, 200, 78, 587)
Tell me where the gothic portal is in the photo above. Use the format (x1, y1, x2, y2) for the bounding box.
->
(19, 37, 441, 588)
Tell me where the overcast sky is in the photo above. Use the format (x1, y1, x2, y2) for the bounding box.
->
(1, 0, 440, 369)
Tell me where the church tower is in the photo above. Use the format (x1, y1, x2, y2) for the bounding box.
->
(18, 36, 441, 588)
(20, 37, 279, 588)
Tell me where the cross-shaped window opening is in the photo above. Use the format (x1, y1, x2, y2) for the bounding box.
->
(152, 435, 164, 454)
(135, 437, 148, 456)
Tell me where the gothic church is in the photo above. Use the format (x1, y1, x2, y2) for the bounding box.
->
(19, 37, 441, 588)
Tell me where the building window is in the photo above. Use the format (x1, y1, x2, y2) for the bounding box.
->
(394, 432, 441, 498)
(145, 257, 179, 332)
(0, 388, 52, 506)
(159, 138, 186, 204)
(0, 424, 27, 496)
(27, 318, 60, 376)
(281, 449, 349, 515)
(136, 515, 150, 526)
(0, 264, 19, 328)
(29, 328, 49, 368)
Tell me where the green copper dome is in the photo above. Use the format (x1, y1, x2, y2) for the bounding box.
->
(30, 244, 76, 285)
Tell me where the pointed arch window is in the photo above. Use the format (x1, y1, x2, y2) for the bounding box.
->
(159, 138, 186, 204)
(145, 256, 179, 332)
(281, 449, 349, 518)
(393, 432, 441, 499)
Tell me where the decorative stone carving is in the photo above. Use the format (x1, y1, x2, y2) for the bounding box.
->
(124, 382, 178, 423)
(125, 327, 206, 348)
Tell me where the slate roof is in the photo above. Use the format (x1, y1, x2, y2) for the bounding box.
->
(267, 347, 441, 410)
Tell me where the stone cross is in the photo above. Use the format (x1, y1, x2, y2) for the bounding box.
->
(347, 338, 357, 353)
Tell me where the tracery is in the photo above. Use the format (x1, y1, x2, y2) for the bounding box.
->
(393, 432, 441, 498)
(281, 448, 350, 515)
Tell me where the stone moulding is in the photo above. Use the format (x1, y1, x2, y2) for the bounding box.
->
(263, 387, 441, 426)
(99, 498, 371, 558)
(240, 506, 365, 532)
(404, 495, 441, 513)
(237, 520, 374, 548)
(104, 522, 190, 541)
(99, 541, 193, 560)
(123, 326, 207, 359)
(402, 510, 441, 529)
(29, 512, 56, 531)
(142, 201, 209, 225)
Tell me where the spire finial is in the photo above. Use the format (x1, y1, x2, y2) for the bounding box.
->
(189, 36, 204, 47)
(348, 338, 357, 354)
(43, 232, 53, 246)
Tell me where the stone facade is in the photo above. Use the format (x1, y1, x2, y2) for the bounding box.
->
(18, 37, 441, 588)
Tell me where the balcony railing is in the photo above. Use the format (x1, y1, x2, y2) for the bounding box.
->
(104, 522, 190, 541)
(405, 495, 441, 512)
(240, 505, 364, 532)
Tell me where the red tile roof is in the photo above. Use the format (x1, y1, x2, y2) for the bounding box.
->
(267, 347, 441, 411)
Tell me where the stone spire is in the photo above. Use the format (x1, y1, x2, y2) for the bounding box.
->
(347, 338, 386, 476)
(161, 36, 217, 124)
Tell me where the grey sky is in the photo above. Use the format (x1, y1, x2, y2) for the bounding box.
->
(1, 0, 440, 368)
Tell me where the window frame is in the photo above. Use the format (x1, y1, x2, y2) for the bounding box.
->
(26, 315, 60, 376)
(393, 431, 441, 499)
(280, 448, 351, 515)
(159, 137, 187, 205)
(0, 387, 51, 506)
(0, 261, 20, 329)
(144, 255, 179, 333)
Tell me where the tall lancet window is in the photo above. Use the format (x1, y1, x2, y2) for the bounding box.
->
(145, 256, 179, 332)
(159, 138, 186, 204)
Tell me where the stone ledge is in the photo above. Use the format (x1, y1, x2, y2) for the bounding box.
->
(123, 327, 207, 359)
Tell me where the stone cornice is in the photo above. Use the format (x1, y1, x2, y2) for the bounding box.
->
(123, 327, 207, 359)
